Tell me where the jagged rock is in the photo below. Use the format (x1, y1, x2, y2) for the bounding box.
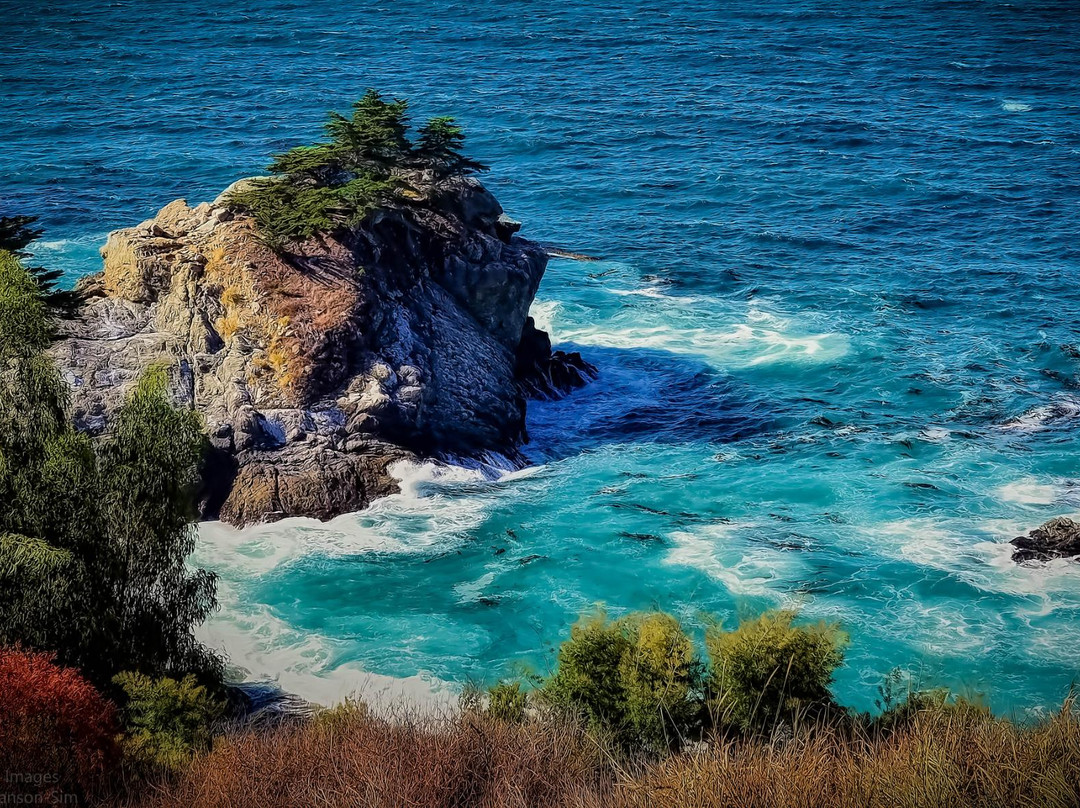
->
(515, 317, 597, 399)
(52, 176, 592, 526)
(1011, 517, 1080, 563)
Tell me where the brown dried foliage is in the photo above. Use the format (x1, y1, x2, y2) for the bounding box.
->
(107, 697, 1080, 808)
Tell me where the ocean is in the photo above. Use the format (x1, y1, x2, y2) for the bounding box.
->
(3, 0, 1079, 713)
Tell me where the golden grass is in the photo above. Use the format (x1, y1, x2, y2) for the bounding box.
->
(615, 704, 1080, 808)
(107, 700, 1080, 808)
(219, 284, 245, 309)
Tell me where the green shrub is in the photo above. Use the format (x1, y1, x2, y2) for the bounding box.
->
(619, 612, 703, 749)
(542, 612, 633, 734)
(113, 671, 225, 772)
(706, 610, 847, 735)
(873, 669, 990, 732)
(487, 681, 528, 724)
(227, 89, 486, 251)
(542, 611, 703, 751)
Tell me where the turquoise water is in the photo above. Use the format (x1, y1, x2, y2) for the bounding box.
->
(3, 1, 1080, 713)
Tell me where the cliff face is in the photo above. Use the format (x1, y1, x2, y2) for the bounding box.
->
(52, 176, 594, 526)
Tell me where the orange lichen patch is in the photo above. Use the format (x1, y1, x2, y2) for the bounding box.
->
(217, 310, 242, 340)
(220, 284, 246, 309)
(196, 216, 365, 406)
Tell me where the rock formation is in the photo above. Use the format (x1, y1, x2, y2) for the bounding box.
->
(51, 176, 594, 526)
(1010, 517, 1080, 563)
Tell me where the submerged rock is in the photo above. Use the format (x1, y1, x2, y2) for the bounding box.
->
(53, 175, 594, 526)
(1010, 517, 1080, 563)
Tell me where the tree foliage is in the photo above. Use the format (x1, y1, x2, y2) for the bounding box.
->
(541, 611, 703, 751)
(228, 89, 486, 250)
(415, 116, 487, 178)
(706, 610, 847, 734)
(0, 249, 219, 686)
(0, 212, 82, 318)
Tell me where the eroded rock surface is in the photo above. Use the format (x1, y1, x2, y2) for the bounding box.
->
(1011, 517, 1080, 563)
(53, 176, 593, 525)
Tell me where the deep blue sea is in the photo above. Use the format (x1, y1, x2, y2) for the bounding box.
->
(3, 0, 1080, 714)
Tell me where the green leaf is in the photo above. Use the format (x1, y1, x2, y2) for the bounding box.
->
(0, 532, 72, 576)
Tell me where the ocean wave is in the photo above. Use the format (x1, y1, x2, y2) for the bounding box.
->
(196, 459, 517, 569)
(549, 321, 847, 369)
(196, 580, 454, 708)
(664, 523, 804, 599)
(192, 458, 536, 705)
(604, 283, 702, 305)
(999, 398, 1080, 432)
(994, 478, 1057, 506)
(33, 234, 109, 251)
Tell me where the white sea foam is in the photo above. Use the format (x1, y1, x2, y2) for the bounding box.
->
(664, 523, 800, 599)
(865, 515, 1080, 614)
(453, 571, 498, 604)
(195, 581, 453, 708)
(532, 264, 847, 369)
(872, 518, 969, 570)
(884, 597, 1007, 659)
(193, 459, 517, 705)
(999, 397, 1080, 432)
(919, 426, 952, 443)
(977, 527, 1080, 607)
(33, 234, 108, 252)
(605, 284, 700, 305)
(528, 299, 561, 336)
(196, 459, 514, 571)
(995, 478, 1057, 506)
(547, 320, 846, 369)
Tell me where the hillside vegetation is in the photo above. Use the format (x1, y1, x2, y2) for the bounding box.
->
(107, 610, 1080, 808)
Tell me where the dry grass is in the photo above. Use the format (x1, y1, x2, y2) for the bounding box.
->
(118, 705, 611, 808)
(219, 283, 246, 309)
(110, 700, 1080, 808)
(614, 704, 1080, 808)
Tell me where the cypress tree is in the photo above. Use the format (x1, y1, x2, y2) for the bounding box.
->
(228, 91, 486, 250)
(0, 213, 82, 319)
(415, 116, 488, 178)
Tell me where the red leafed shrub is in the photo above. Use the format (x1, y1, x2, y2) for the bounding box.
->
(0, 647, 120, 800)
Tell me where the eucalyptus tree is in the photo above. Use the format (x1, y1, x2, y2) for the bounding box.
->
(0, 248, 219, 684)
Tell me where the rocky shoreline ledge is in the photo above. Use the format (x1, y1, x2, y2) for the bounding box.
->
(52, 175, 594, 526)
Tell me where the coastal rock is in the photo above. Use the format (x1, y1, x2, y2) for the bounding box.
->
(53, 176, 592, 526)
(514, 316, 597, 399)
(1010, 517, 1080, 563)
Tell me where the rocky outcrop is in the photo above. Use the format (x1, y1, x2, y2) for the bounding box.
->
(52, 176, 594, 526)
(1011, 517, 1080, 563)
(515, 316, 597, 399)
